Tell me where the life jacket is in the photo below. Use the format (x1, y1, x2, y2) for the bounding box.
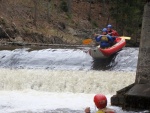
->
(96, 110, 105, 113)
(96, 108, 115, 113)
(108, 29, 119, 36)
(101, 36, 108, 42)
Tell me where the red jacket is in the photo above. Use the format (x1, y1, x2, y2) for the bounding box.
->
(108, 29, 119, 36)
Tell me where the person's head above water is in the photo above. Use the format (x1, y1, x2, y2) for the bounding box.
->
(93, 94, 107, 109)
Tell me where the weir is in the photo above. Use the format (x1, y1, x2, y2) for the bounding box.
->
(111, 2, 150, 111)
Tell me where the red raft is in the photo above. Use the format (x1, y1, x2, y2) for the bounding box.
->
(89, 37, 126, 59)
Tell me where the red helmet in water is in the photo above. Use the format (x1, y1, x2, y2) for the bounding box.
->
(93, 94, 107, 109)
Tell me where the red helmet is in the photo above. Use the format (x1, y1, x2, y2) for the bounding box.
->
(93, 94, 107, 109)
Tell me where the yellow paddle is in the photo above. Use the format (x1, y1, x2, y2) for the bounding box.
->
(82, 36, 131, 45)
(119, 36, 131, 40)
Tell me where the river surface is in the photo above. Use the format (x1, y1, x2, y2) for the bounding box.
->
(0, 46, 145, 113)
(0, 46, 138, 71)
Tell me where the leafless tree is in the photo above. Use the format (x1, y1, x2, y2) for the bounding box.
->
(67, 0, 72, 14)
(33, 0, 39, 26)
(47, 0, 51, 23)
(88, 0, 92, 21)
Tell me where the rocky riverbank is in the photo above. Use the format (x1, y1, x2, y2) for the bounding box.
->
(0, 0, 139, 47)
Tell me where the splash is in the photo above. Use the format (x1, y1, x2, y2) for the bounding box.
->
(0, 69, 135, 95)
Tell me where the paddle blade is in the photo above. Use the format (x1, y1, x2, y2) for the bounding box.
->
(82, 39, 93, 45)
(120, 36, 131, 40)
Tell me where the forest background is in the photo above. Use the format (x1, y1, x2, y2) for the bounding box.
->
(0, 0, 147, 47)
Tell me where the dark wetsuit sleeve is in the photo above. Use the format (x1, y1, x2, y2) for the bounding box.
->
(107, 35, 113, 43)
(95, 35, 101, 42)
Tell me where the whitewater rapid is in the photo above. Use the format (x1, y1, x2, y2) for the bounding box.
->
(0, 69, 135, 94)
(0, 69, 136, 113)
(0, 47, 139, 113)
(0, 47, 138, 71)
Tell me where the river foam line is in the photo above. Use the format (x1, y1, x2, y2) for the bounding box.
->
(0, 69, 135, 94)
(0, 91, 136, 113)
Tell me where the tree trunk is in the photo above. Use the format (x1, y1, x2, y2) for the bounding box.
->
(88, 0, 92, 21)
(47, 0, 51, 23)
(67, 0, 72, 15)
(33, 0, 38, 26)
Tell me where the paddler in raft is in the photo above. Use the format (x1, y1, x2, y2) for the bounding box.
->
(107, 24, 119, 37)
(84, 94, 115, 113)
(94, 28, 114, 49)
(107, 24, 119, 43)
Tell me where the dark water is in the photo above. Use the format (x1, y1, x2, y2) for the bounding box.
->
(0, 46, 138, 71)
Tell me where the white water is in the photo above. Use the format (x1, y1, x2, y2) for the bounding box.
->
(0, 91, 94, 113)
(0, 47, 138, 71)
(0, 91, 130, 113)
(0, 48, 93, 70)
(0, 69, 136, 113)
(0, 69, 135, 94)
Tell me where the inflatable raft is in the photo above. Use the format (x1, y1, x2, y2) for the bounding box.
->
(89, 37, 126, 59)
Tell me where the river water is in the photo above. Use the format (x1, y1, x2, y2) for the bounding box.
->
(0, 46, 143, 113)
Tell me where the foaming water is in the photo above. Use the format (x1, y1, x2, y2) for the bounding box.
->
(0, 91, 139, 113)
(0, 69, 135, 95)
(0, 48, 93, 70)
(0, 47, 138, 71)
(0, 47, 139, 113)
(110, 47, 139, 71)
